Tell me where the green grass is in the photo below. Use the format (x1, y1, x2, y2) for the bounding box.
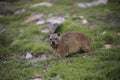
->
(0, 0, 120, 80)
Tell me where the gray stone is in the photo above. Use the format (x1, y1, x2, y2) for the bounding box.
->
(47, 17, 65, 33)
(25, 52, 33, 59)
(77, 0, 108, 8)
(41, 28, 49, 33)
(23, 14, 44, 24)
(14, 9, 26, 14)
(31, 2, 53, 7)
(102, 31, 106, 35)
(36, 20, 45, 25)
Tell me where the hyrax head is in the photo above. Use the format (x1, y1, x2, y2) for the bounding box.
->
(48, 33, 60, 47)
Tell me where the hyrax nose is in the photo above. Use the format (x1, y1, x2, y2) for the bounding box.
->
(52, 41, 55, 45)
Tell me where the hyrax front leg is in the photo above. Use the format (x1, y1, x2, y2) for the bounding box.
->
(58, 50, 67, 59)
(54, 52, 65, 60)
(59, 53, 66, 59)
(81, 45, 90, 53)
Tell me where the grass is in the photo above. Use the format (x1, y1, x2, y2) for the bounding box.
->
(41, 47, 120, 80)
(0, 0, 120, 80)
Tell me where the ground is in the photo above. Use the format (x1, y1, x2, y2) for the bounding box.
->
(0, 0, 120, 80)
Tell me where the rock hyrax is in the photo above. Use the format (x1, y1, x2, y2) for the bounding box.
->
(49, 32, 90, 58)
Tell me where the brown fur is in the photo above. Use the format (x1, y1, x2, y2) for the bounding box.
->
(49, 32, 90, 58)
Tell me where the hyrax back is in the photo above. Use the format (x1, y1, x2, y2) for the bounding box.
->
(49, 32, 90, 58)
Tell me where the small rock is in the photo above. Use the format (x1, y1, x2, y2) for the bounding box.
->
(81, 19, 88, 24)
(77, 3, 86, 8)
(47, 17, 65, 33)
(31, 2, 53, 7)
(20, 29, 24, 33)
(27, 53, 54, 64)
(47, 17, 65, 24)
(36, 20, 45, 25)
(79, 16, 84, 19)
(40, 54, 47, 60)
(117, 33, 120, 36)
(3, 61, 6, 63)
(23, 14, 44, 24)
(0, 15, 3, 17)
(33, 78, 42, 80)
(48, 23, 60, 33)
(41, 28, 49, 33)
(18, 34, 22, 37)
(102, 31, 106, 35)
(14, 9, 26, 15)
(83, 56, 86, 58)
(104, 44, 111, 49)
(30, 78, 42, 80)
(96, 0, 108, 4)
(77, 0, 108, 8)
(26, 52, 33, 59)
(0, 26, 5, 34)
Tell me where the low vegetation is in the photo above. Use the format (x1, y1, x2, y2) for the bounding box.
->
(0, 0, 120, 80)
